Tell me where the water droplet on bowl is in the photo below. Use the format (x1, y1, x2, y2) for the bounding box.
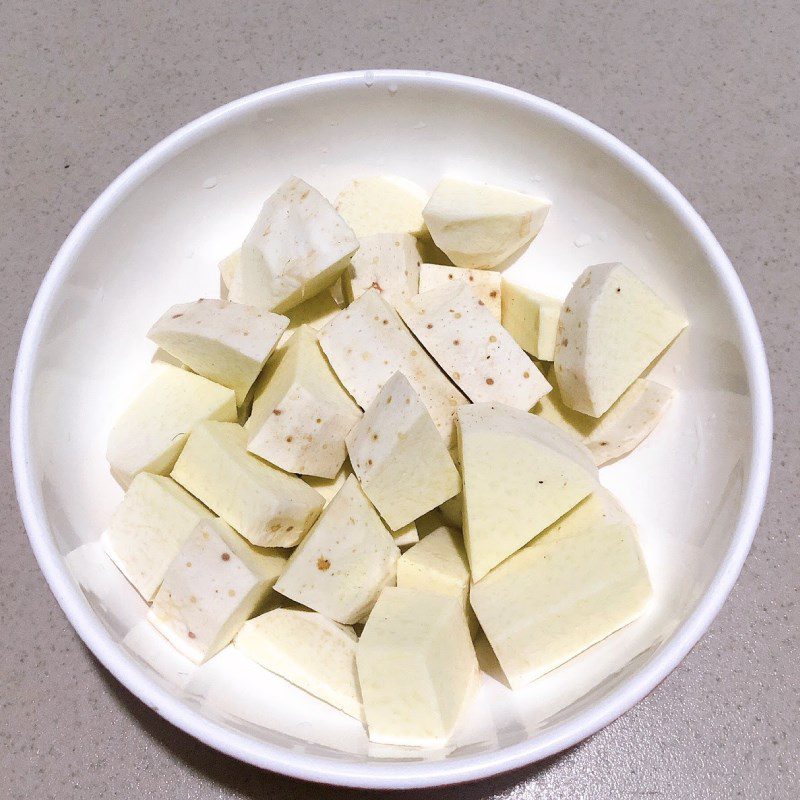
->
(574, 233, 592, 248)
(413, 121, 426, 130)
(645, 230, 654, 240)
(532, 175, 543, 182)
(598, 231, 609, 241)
(202, 177, 217, 189)
(388, 83, 398, 95)
(364, 70, 375, 87)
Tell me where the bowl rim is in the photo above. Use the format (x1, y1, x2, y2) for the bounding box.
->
(10, 69, 772, 789)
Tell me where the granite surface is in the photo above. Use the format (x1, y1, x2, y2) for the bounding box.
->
(1, 1, 797, 798)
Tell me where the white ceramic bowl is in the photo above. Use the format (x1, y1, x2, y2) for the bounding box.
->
(11, 70, 771, 788)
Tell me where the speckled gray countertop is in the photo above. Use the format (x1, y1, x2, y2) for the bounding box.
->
(1, 2, 797, 798)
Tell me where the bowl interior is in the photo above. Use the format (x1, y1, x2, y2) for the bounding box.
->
(18, 73, 759, 778)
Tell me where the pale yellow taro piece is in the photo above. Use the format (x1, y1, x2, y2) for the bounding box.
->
(438, 447, 463, 527)
(416, 236, 453, 267)
(397, 525, 469, 607)
(107, 363, 237, 488)
(245, 326, 361, 479)
(303, 461, 418, 547)
(418, 262, 501, 320)
(396, 525, 473, 613)
(457, 403, 598, 580)
(231, 177, 359, 313)
(102, 473, 214, 601)
(335, 175, 428, 238)
(218, 249, 240, 289)
(398, 282, 551, 411)
(397, 524, 477, 636)
(438, 494, 463, 528)
(346, 371, 461, 530)
(171, 421, 324, 547)
(391, 521, 419, 548)
(302, 463, 351, 506)
(500, 280, 562, 360)
(554, 262, 687, 417)
(536, 365, 673, 466)
(470, 489, 652, 689)
(422, 177, 551, 269)
(235, 608, 364, 721)
(537, 302, 562, 362)
(219, 248, 341, 345)
(148, 518, 287, 664)
(318, 288, 468, 448)
(147, 299, 288, 406)
(274, 476, 400, 624)
(281, 290, 341, 343)
(342, 232, 421, 305)
(357, 586, 479, 747)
